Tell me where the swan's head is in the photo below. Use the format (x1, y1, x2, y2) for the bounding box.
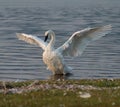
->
(44, 30, 54, 42)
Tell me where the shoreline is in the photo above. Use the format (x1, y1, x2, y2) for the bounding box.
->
(0, 79, 120, 93)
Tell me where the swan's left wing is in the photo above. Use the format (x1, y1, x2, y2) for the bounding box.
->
(57, 25, 112, 57)
(16, 33, 47, 50)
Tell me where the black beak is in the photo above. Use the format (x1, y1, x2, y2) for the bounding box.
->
(44, 35, 48, 42)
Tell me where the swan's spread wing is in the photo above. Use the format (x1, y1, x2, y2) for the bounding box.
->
(57, 25, 111, 57)
(16, 33, 47, 50)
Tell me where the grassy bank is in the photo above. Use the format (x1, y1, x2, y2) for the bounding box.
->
(0, 79, 120, 107)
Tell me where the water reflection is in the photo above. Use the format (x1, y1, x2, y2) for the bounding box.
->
(49, 73, 73, 80)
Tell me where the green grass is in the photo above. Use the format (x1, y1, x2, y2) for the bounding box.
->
(0, 79, 120, 107)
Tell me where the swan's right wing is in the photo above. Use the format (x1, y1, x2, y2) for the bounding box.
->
(16, 33, 47, 50)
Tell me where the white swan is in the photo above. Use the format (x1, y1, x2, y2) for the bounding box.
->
(16, 25, 111, 75)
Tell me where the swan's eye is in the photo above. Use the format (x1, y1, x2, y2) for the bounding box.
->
(44, 35, 48, 42)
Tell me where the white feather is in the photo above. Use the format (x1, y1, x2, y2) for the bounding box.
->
(57, 25, 112, 57)
(17, 25, 112, 75)
(16, 33, 47, 50)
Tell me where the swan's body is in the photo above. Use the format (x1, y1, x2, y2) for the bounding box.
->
(17, 25, 111, 75)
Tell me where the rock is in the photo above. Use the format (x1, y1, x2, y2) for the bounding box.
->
(79, 92, 91, 98)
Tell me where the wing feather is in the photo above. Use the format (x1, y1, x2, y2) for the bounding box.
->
(16, 33, 47, 50)
(57, 25, 112, 57)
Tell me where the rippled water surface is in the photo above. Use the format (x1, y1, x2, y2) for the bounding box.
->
(0, 0, 120, 81)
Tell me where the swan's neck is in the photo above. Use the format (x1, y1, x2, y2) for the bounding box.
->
(48, 32, 55, 50)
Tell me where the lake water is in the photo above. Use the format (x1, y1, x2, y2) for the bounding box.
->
(0, 0, 120, 81)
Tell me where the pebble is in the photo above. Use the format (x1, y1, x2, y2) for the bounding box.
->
(79, 92, 91, 98)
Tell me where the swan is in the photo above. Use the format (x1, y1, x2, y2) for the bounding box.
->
(16, 25, 111, 75)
